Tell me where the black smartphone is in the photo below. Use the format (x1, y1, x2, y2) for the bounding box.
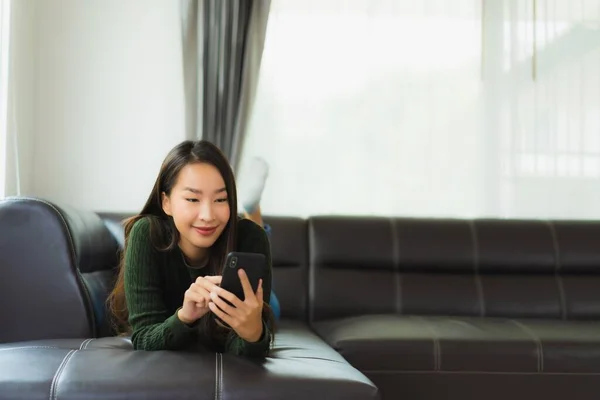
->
(220, 252, 266, 303)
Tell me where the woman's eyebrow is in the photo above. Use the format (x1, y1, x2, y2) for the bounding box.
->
(182, 187, 227, 194)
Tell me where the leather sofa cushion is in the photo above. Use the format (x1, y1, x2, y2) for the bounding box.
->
(309, 217, 600, 322)
(262, 217, 309, 321)
(313, 315, 600, 374)
(222, 321, 379, 400)
(0, 322, 379, 400)
(1, 337, 133, 351)
(0, 198, 122, 343)
(0, 198, 102, 342)
(0, 346, 78, 400)
(511, 319, 600, 373)
(81, 271, 116, 337)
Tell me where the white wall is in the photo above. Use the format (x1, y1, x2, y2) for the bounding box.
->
(8, 0, 186, 211)
(5, 0, 36, 197)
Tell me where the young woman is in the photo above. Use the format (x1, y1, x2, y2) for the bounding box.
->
(107, 140, 275, 357)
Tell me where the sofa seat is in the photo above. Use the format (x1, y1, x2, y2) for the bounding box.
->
(313, 314, 600, 374)
(0, 342, 217, 400)
(0, 321, 379, 400)
(0, 337, 134, 351)
(222, 321, 379, 399)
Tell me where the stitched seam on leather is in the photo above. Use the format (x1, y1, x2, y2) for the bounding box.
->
(83, 338, 95, 350)
(361, 370, 600, 376)
(509, 320, 544, 372)
(219, 353, 223, 400)
(468, 220, 485, 317)
(49, 349, 76, 400)
(307, 219, 315, 323)
(11, 197, 97, 336)
(415, 316, 441, 371)
(0, 346, 58, 351)
(546, 221, 567, 320)
(214, 353, 219, 400)
(79, 339, 91, 350)
(390, 219, 402, 314)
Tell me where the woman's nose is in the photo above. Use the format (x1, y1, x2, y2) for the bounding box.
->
(198, 201, 214, 221)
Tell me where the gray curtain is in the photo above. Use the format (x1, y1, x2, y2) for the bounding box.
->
(180, 0, 270, 171)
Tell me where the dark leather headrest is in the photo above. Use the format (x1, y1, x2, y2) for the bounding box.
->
(0, 197, 119, 342)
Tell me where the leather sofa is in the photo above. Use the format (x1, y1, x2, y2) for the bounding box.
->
(0, 197, 378, 400)
(304, 217, 600, 399)
(3, 197, 600, 399)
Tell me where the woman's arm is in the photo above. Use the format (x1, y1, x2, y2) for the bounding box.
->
(125, 218, 198, 350)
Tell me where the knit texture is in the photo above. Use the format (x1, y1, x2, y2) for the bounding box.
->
(124, 217, 272, 356)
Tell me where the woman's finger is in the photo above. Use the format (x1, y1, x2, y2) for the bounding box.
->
(204, 275, 222, 285)
(185, 289, 208, 305)
(194, 277, 220, 293)
(208, 302, 235, 327)
(213, 287, 244, 308)
(210, 291, 238, 317)
(238, 269, 256, 302)
(255, 279, 263, 298)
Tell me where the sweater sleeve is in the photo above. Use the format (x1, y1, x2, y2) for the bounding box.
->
(224, 220, 274, 357)
(124, 218, 197, 350)
(225, 320, 272, 357)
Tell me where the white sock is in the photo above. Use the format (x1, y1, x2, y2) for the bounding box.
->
(237, 157, 269, 214)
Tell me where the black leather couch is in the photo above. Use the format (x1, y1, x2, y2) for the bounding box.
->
(0, 198, 377, 400)
(3, 197, 600, 399)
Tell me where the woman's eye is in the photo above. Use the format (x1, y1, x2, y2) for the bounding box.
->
(215, 198, 228, 203)
(186, 198, 199, 203)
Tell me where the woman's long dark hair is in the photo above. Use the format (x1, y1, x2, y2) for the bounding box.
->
(107, 140, 274, 349)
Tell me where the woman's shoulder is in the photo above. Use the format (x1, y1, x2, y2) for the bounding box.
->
(129, 216, 151, 238)
(127, 216, 158, 252)
(236, 218, 269, 249)
(125, 216, 163, 261)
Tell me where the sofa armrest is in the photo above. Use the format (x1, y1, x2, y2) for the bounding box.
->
(0, 197, 118, 342)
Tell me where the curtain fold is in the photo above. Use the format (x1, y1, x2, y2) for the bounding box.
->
(180, 0, 270, 171)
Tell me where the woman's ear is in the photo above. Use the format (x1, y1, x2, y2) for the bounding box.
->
(161, 192, 172, 216)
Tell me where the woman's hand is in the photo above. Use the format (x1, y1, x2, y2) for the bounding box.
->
(178, 275, 222, 325)
(208, 269, 264, 342)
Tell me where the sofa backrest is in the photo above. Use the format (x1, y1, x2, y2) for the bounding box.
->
(263, 217, 309, 320)
(309, 216, 600, 322)
(95, 214, 600, 324)
(0, 198, 120, 342)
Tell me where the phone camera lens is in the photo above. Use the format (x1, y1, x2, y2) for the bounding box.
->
(230, 257, 238, 268)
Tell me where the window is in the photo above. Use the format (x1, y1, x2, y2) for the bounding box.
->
(0, 0, 11, 199)
(497, 0, 600, 218)
(240, 0, 600, 219)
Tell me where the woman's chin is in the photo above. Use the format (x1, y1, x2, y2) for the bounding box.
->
(191, 236, 218, 249)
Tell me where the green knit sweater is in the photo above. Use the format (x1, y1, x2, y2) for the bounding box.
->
(124, 217, 273, 356)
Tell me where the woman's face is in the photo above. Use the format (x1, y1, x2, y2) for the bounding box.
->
(162, 162, 231, 262)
